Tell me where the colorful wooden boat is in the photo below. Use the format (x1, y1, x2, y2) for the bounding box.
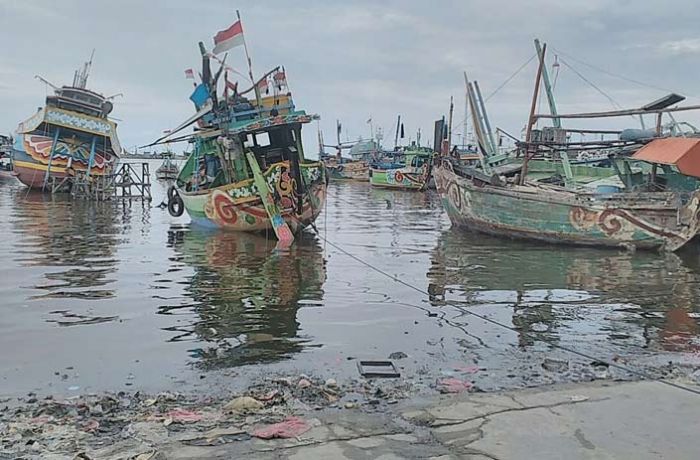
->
(12, 58, 120, 189)
(369, 147, 433, 190)
(163, 21, 325, 243)
(435, 39, 700, 252)
(324, 156, 369, 181)
(156, 153, 179, 180)
(434, 159, 700, 251)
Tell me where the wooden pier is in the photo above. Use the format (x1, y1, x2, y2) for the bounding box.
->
(47, 163, 152, 201)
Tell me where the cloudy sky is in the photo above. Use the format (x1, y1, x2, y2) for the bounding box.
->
(2, 0, 700, 156)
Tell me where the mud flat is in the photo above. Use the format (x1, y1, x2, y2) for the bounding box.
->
(2, 375, 699, 459)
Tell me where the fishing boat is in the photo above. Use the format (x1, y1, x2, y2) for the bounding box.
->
(434, 40, 700, 251)
(0, 134, 14, 181)
(161, 14, 326, 245)
(155, 152, 179, 180)
(12, 55, 121, 190)
(369, 146, 434, 190)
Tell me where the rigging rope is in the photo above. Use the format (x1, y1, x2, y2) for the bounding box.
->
(311, 204, 700, 398)
(560, 58, 623, 110)
(551, 47, 695, 98)
(450, 53, 537, 136)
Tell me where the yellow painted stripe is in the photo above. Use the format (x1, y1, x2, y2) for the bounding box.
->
(13, 160, 65, 173)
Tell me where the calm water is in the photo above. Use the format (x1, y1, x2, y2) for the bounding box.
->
(1, 160, 700, 397)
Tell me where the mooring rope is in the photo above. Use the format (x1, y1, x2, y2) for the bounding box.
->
(312, 191, 700, 397)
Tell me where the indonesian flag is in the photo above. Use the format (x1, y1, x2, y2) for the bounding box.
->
(273, 70, 286, 88)
(184, 68, 195, 79)
(213, 20, 244, 55)
(257, 77, 269, 94)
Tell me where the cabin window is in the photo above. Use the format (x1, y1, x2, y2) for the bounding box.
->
(255, 132, 271, 147)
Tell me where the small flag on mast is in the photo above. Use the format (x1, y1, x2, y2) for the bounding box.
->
(213, 20, 244, 55)
(184, 68, 195, 79)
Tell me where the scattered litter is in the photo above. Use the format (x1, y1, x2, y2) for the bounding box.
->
(297, 378, 312, 389)
(437, 378, 473, 394)
(251, 416, 311, 439)
(358, 361, 401, 378)
(570, 395, 589, 402)
(223, 396, 263, 413)
(388, 351, 408, 360)
(542, 358, 569, 373)
(324, 378, 338, 388)
(165, 408, 202, 423)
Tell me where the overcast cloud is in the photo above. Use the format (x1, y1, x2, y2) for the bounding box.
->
(2, 0, 700, 155)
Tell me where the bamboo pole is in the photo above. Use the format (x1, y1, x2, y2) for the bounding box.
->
(519, 42, 547, 185)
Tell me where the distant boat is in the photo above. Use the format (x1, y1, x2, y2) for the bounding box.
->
(369, 146, 433, 190)
(156, 153, 179, 180)
(12, 55, 121, 190)
(0, 134, 15, 181)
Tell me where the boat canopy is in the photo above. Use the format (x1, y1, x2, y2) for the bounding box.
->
(632, 138, 700, 178)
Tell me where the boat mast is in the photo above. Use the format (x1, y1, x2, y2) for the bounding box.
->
(237, 10, 262, 109)
(473, 81, 497, 155)
(394, 114, 401, 150)
(447, 96, 454, 153)
(519, 41, 546, 185)
(463, 72, 469, 149)
(535, 39, 575, 187)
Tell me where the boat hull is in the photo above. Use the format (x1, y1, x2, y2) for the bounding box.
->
(324, 159, 369, 181)
(11, 134, 116, 189)
(369, 167, 427, 190)
(434, 163, 700, 251)
(178, 161, 326, 234)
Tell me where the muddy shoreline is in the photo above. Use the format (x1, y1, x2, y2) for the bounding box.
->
(3, 359, 700, 459)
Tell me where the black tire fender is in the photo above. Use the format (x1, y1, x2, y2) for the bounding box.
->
(168, 189, 184, 217)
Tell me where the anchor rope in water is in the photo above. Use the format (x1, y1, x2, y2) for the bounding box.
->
(310, 196, 700, 397)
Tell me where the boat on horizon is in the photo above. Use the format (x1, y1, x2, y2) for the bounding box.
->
(11, 55, 121, 190)
(155, 152, 180, 181)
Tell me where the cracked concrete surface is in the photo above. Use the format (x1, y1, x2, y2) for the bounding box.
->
(29, 380, 700, 459)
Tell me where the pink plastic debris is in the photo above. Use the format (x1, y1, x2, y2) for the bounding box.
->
(252, 416, 311, 439)
(438, 378, 474, 393)
(166, 408, 202, 423)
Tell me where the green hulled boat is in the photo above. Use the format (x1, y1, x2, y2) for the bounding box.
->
(369, 146, 433, 190)
(435, 39, 700, 251)
(163, 17, 326, 245)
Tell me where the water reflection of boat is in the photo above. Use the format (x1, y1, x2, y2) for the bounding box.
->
(164, 227, 326, 368)
(10, 191, 119, 302)
(428, 229, 700, 352)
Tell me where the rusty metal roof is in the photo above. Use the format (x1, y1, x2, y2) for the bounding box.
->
(632, 137, 700, 178)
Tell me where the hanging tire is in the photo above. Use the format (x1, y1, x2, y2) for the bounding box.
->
(168, 190, 184, 217)
(167, 185, 177, 201)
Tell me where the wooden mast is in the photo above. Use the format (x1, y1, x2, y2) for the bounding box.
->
(237, 10, 262, 110)
(519, 42, 546, 185)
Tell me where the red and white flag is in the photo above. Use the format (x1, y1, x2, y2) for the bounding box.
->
(273, 70, 286, 88)
(184, 68, 195, 79)
(257, 77, 269, 94)
(213, 20, 244, 55)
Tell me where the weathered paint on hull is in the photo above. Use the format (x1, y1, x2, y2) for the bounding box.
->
(11, 133, 115, 189)
(181, 185, 326, 233)
(325, 160, 369, 181)
(369, 168, 426, 190)
(178, 160, 327, 234)
(434, 164, 700, 251)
